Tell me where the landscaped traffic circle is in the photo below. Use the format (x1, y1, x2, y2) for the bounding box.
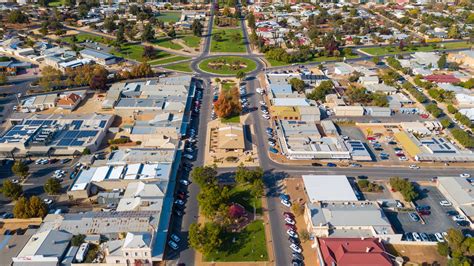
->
(198, 56, 257, 75)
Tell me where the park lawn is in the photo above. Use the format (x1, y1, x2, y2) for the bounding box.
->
(64, 33, 113, 45)
(199, 56, 257, 75)
(211, 28, 246, 53)
(156, 12, 181, 22)
(152, 38, 183, 50)
(149, 56, 189, 66)
(221, 81, 236, 92)
(229, 183, 263, 215)
(181, 35, 201, 48)
(113, 44, 172, 62)
(267, 54, 359, 67)
(48, 0, 64, 7)
(205, 220, 268, 262)
(360, 42, 472, 56)
(163, 62, 193, 73)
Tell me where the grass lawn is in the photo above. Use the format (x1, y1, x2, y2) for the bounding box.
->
(205, 220, 268, 262)
(181, 35, 201, 48)
(229, 183, 263, 214)
(360, 42, 472, 56)
(64, 33, 113, 45)
(149, 56, 189, 66)
(152, 38, 183, 50)
(221, 115, 240, 123)
(221, 81, 236, 92)
(112, 44, 172, 62)
(48, 0, 64, 7)
(211, 28, 246, 53)
(156, 12, 181, 22)
(163, 62, 193, 73)
(199, 56, 256, 75)
(267, 54, 359, 67)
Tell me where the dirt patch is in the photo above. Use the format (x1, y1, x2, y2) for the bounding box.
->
(386, 244, 447, 265)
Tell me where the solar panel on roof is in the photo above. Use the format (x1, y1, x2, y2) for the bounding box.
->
(99, 120, 107, 128)
(71, 140, 84, 146)
(58, 139, 73, 146)
(64, 131, 79, 139)
(71, 120, 83, 130)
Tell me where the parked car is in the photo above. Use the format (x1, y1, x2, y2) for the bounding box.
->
(460, 173, 471, 178)
(435, 233, 445, 242)
(404, 233, 414, 241)
(409, 164, 420, 169)
(446, 210, 459, 216)
(279, 194, 290, 201)
(174, 209, 183, 216)
(179, 179, 190, 186)
(326, 163, 337, 167)
(283, 212, 294, 218)
(43, 199, 53, 205)
(269, 147, 279, 154)
(285, 217, 295, 225)
(60, 158, 71, 164)
(456, 220, 470, 227)
(412, 232, 421, 242)
(409, 212, 420, 222)
(286, 230, 298, 238)
(289, 243, 302, 253)
(452, 215, 467, 222)
(183, 154, 194, 160)
(292, 252, 304, 261)
(171, 234, 181, 243)
(281, 199, 291, 207)
(174, 199, 185, 206)
(416, 205, 431, 211)
(168, 240, 179, 250)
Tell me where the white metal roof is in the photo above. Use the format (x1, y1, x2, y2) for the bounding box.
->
(124, 163, 141, 180)
(91, 166, 110, 182)
(302, 175, 358, 203)
(108, 165, 124, 180)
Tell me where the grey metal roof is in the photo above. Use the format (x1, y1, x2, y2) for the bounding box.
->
(80, 48, 115, 60)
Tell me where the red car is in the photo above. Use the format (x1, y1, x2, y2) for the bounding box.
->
(367, 136, 376, 141)
(418, 210, 431, 216)
(395, 153, 405, 157)
(420, 114, 429, 119)
(285, 224, 297, 230)
(283, 212, 295, 218)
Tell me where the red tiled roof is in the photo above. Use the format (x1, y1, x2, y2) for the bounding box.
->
(57, 93, 81, 106)
(257, 27, 272, 32)
(318, 238, 392, 266)
(424, 74, 460, 84)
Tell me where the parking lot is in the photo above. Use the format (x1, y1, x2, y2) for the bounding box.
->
(0, 158, 78, 214)
(386, 186, 465, 235)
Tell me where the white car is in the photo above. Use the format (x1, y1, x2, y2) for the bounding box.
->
(179, 179, 190, 186)
(286, 229, 298, 238)
(170, 234, 181, 243)
(262, 115, 270, 120)
(285, 217, 295, 225)
(43, 199, 53, 205)
(259, 101, 266, 106)
(460, 173, 471, 178)
(452, 215, 467, 222)
(435, 233, 445, 242)
(183, 154, 194, 160)
(54, 170, 65, 175)
(256, 88, 263, 94)
(268, 141, 276, 147)
(409, 164, 420, 169)
(290, 243, 302, 253)
(168, 240, 179, 250)
(398, 156, 408, 161)
(412, 232, 421, 242)
(439, 200, 452, 207)
(281, 199, 291, 207)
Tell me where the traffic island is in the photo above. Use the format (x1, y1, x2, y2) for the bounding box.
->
(198, 56, 257, 76)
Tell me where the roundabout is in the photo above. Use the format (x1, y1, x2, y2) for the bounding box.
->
(193, 55, 262, 77)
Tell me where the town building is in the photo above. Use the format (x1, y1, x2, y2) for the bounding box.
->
(302, 175, 358, 203)
(437, 176, 474, 226)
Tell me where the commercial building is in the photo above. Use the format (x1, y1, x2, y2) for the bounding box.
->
(394, 131, 474, 162)
(316, 238, 392, 266)
(0, 113, 113, 158)
(333, 106, 365, 117)
(366, 84, 397, 95)
(276, 120, 351, 160)
(304, 201, 400, 241)
(302, 175, 358, 202)
(345, 140, 372, 161)
(12, 230, 72, 266)
(437, 176, 474, 225)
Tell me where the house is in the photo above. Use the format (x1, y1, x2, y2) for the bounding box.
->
(269, 84, 295, 98)
(366, 83, 397, 95)
(424, 74, 460, 84)
(456, 94, 474, 108)
(459, 108, 474, 122)
(0, 60, 32, 75)
(80, 48, 118, 65)
(56, 93, 82, 110)
(12, 230, 72, 266)
(316, 238, 392, 266)
(411, 52, 440, 69)
(365, 107, 392, 117)
(448, 50, 474, 68)
(359, 76, 379, 86)
(437, 176, 474, 225)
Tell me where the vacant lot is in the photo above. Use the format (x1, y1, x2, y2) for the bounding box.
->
(386, 244, 447, 265)
(211, 28, 246, 53)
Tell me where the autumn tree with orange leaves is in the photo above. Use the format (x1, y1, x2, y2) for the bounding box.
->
(214, 87, 241, 118)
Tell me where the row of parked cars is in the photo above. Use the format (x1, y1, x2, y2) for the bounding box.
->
(266, 127, 279, 154)
(404, 232, 447, 242)
(279, 194, 304, 266)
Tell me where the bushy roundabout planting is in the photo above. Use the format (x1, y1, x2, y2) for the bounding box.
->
(198, 56, 257, 75)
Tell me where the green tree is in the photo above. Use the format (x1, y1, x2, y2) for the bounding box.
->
(44, 178, 61, 195)
(236, 70, 246, 81)
(251, 178, 264, 198)
(192, 19, 203, 37)
(116, 23, 126, 44)
(189, 222, 222, 256)
(27, 196, 48, 218)
(198, 184, 230, 219)
(372, 93, 388, 107)
(289, 78, 305, 93)
(448, 25, 460, 39)
(438, 54, 447, 69)
(389, 177, 418, 202)
(1, 180, 23, 200)
(13, 197, 28, 218)
(447, 104, 458, 114)
(11, 160, 29, 179)
(71, 234, 86, 246)
(299, 229, 310, 242)
(441, 118, 452, 128)
(191, 165, 218, 187)
(307, 80, 333, 102)
(247, 12, 256, 30)
(167, 28, 176, 39)
(372, 56, 380, 65)
(437, 242, 449, 256)
(82, 148, 91, 155)
(291, 203, 304, 217)
(8, 10, 29, 24)
(142, 23, 155, 42)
